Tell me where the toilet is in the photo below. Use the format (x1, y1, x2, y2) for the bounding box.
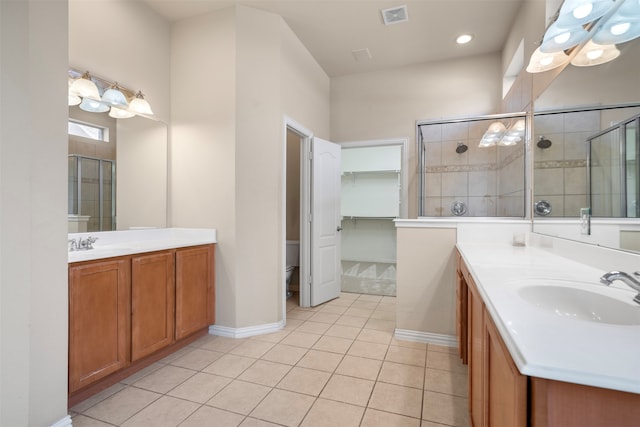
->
(285, 240, 299, 298)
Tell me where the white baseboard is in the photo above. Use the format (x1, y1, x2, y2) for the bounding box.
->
(50, 415, 72, 427)
(209, 320, 284, 339)
(394, 329, 458, 347)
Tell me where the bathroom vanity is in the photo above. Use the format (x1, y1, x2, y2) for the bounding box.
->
(456, 243, 640, 427)
(67, 228, 216, 406)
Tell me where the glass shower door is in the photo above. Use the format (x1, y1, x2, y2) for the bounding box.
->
(69, 155, 116, 231)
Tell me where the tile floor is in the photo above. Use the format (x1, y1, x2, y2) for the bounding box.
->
(70, 292, 470, 427)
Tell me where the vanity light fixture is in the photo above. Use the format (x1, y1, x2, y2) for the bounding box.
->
(479, 119, 525, 147)
(527, 0, 640, 73)
(68, 69, 154, 118)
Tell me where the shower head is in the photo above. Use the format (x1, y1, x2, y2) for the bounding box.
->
(456, 142, 468, 154)
(537, 136, 552, 149)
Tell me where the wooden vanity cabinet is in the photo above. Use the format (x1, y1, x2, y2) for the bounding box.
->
(69, 258, 130, 393)
(175, 245, 215, 340)
(131, 251, 175, 361)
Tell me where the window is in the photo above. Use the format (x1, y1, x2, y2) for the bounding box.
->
(68, 120, 108, 142)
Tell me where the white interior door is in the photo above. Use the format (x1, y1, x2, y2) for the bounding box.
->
(311, 137, 342, 306)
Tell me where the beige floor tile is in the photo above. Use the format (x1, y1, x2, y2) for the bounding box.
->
(287, 309, 316, 320)
(368, 382, 423, 418)
(357, 294, 384, 303)
(240, 417, 282, 426)
(70, 382, 126, 413)
(250, 329, 291, 343)
(84, 387, 161, 425)
(335, 315, 368, 328)
(70, 414, 115, 427)
(364, 318, 396, 332)
(422, 391, 470, 427)
(280, 331, 321, 348)
(424, 368, 468, 397)
(283, 318, 304, 330)
(327, 297, 355, 307)
(180, 405, 244, 427)
(301, 398, 365, 427)
(167, 372, 231, 403)
(202, 353, 256, 378)
(426, 351, 468, 374)
(158, 346, 194, 364)
(296, 349, 344, 372)
(319, 304, 349, 315)
(261, 343, 309, 365)
(238, 360, 292, 387)
(325, 324, 362, 339)
(120, 362, 164, 385)
(347, 340, 389, 360)
(385, 345, 426, 367)
(312, 335, 353, 354)
(374, 302, 396, 312)
(391, 338, 428, 350)
(340, 292, 360, 300)
(370, 310, 396, 321)
(230, 340, 275, 358)
(250, 389, 315, 427)
(344, 307, 374, 318)
(296, 321, 331, 335)
(357, 328, 393, 345)
(335, 355, 382, 381)
(320, 374, 375, 406)
(132, 365, 195, 394)
(378, 361, 425, 389)
(350, 301, 379, 310)
(381, 296, 397, 302)
(308, 311, 340, 324)
(169, 348, 224, 370)
(277, 366, 331, 396)
(428, 344, 458, 354)
(207, 380, 271, 415)
(360, 408, 420, 427)
(201, 336, 246, 353)
(121, 395, 198, 427)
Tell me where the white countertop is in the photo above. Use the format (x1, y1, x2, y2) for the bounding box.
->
(457, 242, 640, 394)
(68, 228, 217, 263)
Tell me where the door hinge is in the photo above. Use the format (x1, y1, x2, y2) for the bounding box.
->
(308, 214, 312, 222)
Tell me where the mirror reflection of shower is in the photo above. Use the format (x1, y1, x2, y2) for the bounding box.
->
(589, 112, 640, 218)
(537, 136, 552, 149)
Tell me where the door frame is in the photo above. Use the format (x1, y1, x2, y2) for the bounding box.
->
(283, 117, 313, 320)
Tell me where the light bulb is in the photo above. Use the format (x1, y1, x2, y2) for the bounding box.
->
(573, 3, 593, 19)
(540, 56, 554, 66)
(554, 31, 571, 44)
(586, 49, 604, 59)
(611, 22, 631, 36)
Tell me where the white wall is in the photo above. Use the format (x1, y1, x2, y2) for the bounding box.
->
(0, 1, 69, 425)
(171, 5, 330, 329)
(331, 53, 502, 218)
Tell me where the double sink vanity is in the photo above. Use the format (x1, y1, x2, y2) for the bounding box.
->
(67, 228, 217, 406)
(456, 241, 640, 427)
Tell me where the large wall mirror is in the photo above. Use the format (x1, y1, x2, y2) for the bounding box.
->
(68, 105, 168, 233)
(532, 37, 640, 253)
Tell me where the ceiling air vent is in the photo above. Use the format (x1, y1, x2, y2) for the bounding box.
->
(381, 5, 408, 25)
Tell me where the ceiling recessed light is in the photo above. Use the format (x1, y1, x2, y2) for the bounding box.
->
(456, 34, 474, 44)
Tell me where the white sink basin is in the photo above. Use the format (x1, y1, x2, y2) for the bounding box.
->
(517, 281, 640, 326)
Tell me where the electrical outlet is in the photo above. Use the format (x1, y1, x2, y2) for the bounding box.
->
(580, 207, 591, 235)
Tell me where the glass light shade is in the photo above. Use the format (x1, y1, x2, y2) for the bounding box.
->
(526, 47, 570, 73)
(571, 40, 620, 66)
(499, 135, 521, 146)
(79, 97, 109, 113)
(511, 119, 526, 132)
(540, 22, 589, 53)
(478, 137, 497, 148)
(556, 0, 615, 27)
(109, 106, 136, 119)
(69, 72, 101, 100)
(102, 86, 129, 108)
(592, 14, 640, 45)
(129, 91, 153, 115)
(68, 93, 81, 106)
(486, 121, 507, 135)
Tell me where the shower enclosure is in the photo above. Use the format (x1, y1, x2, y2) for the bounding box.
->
(418, 113, 527, 217)
(68, 155, 116, 231)
(589, 112, 640, 218)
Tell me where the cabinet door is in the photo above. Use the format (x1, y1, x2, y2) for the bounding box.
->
(467, 277, 485, 427)
(175, 245, 215, 340)
(131, 251, 175, 361)
(484, 311, 527, 427)
(69, 259, 130, 393)
(456, 267, 468, 364)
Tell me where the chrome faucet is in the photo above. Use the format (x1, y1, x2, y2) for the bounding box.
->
(600, 271, 640, 305)
(68, 236, 98, 251)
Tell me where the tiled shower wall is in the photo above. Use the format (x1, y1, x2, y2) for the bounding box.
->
(422, 118, 525, 217)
